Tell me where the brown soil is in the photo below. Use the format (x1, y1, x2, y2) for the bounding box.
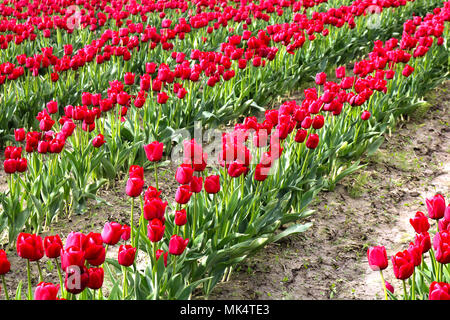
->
(0, 80, 448, 300)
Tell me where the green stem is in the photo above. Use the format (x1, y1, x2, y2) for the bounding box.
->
(402, 280, 408, 300)
(55, 258, 64, 298)
(379, 270, 388, 300)
(122, 266, 128, 299)
(154, 162, 159, 190)
(130, 197, 135, 247)
(1, 275, 9, 300)
(36, 261, 43, 283)
(26, 260, 32, 300)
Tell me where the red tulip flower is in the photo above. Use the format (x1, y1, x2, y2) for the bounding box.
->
(433, 230, 450, 264)
(144, 141, 164, 162)
(0, 250, 11, 275)
(156, 250, 168, 267)
(118, 245, 136, 267)
(367, 246, 388, 271)
(101, 222, 123, 245)
(16, 233, 44, 261)
(204, 175, 220, 194)
(429, 282, 450, 300)
(407, 242, 422, 267)
(121, 225, 131, 241)
(174, 209, 187, 226)
(175, 185, 192, 204)
(143, 197, 168, 221)
(410, 211, 430, 233)
(147, 219, 165, 242)
(175, 164, 194, 185)
(44, 235, 63, 259)
(126, 177, 144, 198)
(82, 233, 105, 262)
(391, 250, 414, 280)
(305, 133, 319, 149)
(426, 194, 446, 220)
(92, 134, 106, 148)
(189, 176, 203, 193)
(65, 265, 89, 295)
(361, 110, 371, 120)
(14, 128, 26, 142)
(60, 246, 85, 270)
(415, 232, 431, 254)
(34, 282, 59, 300)
(87, 268, 104, 290)
(169, 235, 189, 256)
(227, 161, 248, 178)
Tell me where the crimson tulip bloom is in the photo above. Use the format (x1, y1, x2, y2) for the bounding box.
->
(410, 211, 430, 233)
(312, 115, 324, 129)
(46, 100, 58, 114)
(385, 281, 394, 294)
(143, 197, 168, 221)
(315, 72, 326, 85)
(4, 159, 17, 174)
(101, 222, 123, 245)
(157, 92, 169, 104)
(169, 235, 189, 256)
(361, 110, 371, 120)
(391, 250, 414, 280)
(128, 165, 144, 180)
(0, 250, 10, 275)
(175, 185, 193, 204)
(402, 64, 414, 77)
(295, 129, 307, 143)
(426, 194, 446, 220)
(156, 250, 168, 267)
(175, 164, 194, 185)
(64, 231, 86, 250)
(92, 134, 106, 148)
(147, 219, 165, 242)
(204, 175, 220, 194)
(415, 232, 431, 254)
(144, 186, 162, 201)
(429, 282, 450, 300)
(335, 66, 346, 79)
(87, 268, 104, 290)
(60, 246, 85, 270)
(433, 230, 450, 264)
(34, 282, 59, 300)
(82, 233, 105, 261)
(227, 161, 248, 178)
(144, 141, 164, 162)
(407, 242, 422, 267)
(65, 266, 89, 295)
(305, 133, 319, 149)
(44, 235, 63, 259)
(126, 177, 144, 198)
(367, 246, 388, 271)
(124, 72, 135, 85)
(189, 176, 203, 193)
(16, 233, 44, 261)
(254, 164, 269, 182)
(121, 225, 131, 241)
(174, 209, 187, 226)
(14, 128, 26, 141)
(445, 205, 450, 222)
(118, 245, 136, 267)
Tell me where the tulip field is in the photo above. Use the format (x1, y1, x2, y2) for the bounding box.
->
(0, 0, 448, 302)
